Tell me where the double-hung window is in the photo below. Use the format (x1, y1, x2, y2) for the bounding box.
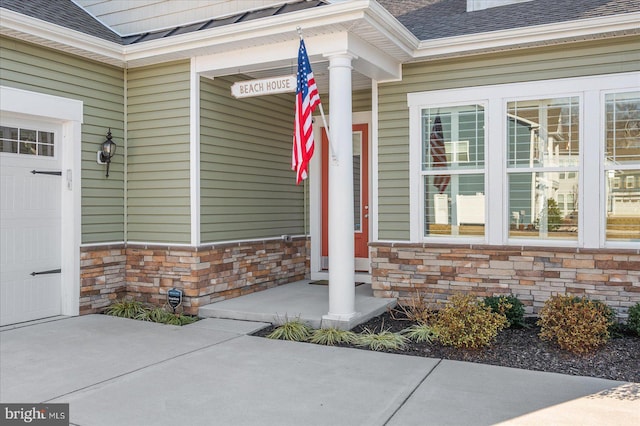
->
(604, 91, 640, 241)
(407, 72, 639, 248)
(421, 105, 485, 237)
(506, 97, 579, 240)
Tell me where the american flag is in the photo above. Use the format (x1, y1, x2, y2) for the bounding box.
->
(430, 115, 450, 193)
(292, 39, 321, 184)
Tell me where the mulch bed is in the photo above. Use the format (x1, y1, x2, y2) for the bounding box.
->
(253, 311, 640, 383)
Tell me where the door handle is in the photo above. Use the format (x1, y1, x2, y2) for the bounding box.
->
(30, 268, 61, 276)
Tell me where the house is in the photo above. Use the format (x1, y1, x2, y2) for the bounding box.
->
(1, 0, 638, 327)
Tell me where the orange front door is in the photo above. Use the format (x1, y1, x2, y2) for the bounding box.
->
(321, 124, 369, 271)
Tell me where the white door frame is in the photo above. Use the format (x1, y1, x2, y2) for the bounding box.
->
(310, 110, 372, 282)
(1, 86, 83, 318)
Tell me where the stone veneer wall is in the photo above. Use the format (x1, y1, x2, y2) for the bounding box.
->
(370, 243, 640, 319)
(80, 238, 309, 316)
(80, 246, 127, 315)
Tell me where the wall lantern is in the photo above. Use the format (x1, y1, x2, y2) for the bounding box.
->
(97, 129, 116, 177)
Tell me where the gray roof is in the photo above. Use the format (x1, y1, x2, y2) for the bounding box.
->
(1, 0, 638, 45)
(121, 1, 327, 45)
(0, 0, 327, 45)
(0, 0, 122, 43)
(378, 0, 640, 41)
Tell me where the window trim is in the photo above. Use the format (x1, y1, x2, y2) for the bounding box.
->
(505, 93, 582, 244)
(412, 100, 488, 243)
(408, 71, 640, 249)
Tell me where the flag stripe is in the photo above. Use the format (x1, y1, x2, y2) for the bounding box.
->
(430, 115, 450, 193)
(292, 39, 321, 184)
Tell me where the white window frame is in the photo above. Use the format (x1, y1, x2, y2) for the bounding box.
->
(505, 93, 582, 244)
(408, 71, 640, 249)
(602, 89, 640, 245)
(411, 101, 488, 243)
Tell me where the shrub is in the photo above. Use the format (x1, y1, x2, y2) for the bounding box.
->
(309, 328, 358, 346)
(105, 301, 198, 326)
(483, 295, 526, 328)
(433, 293, 508, 349)
(356, 328, 408, 351)
(627, 302, 640, 336)
(401, 323, 438, 343)
(390, 291, 435, 324)
(266, 318, 312, 341)
(538, 295, 615, 354)
(104, 299, 147, 319)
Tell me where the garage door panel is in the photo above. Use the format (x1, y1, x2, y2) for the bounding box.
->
(0, 275, 60, 325)
(1, 142, 62, 326)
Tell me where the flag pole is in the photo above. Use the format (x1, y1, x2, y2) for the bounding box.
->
(297, 26, 337, 161)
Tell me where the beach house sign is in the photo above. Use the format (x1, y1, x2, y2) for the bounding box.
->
(231, 75, 296, 98)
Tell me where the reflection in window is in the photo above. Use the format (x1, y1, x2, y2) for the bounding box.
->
(0, 126, 18, 153)
(422, 105, 485, 237)
(605, 91, 640, 241)
(353, 132, 361, 232)
(507, 97, 579, 240)
(0, 126, 54, 157)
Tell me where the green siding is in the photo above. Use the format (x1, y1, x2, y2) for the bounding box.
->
(200, 75, 305, 242)
(377, 36, 640, 240)
(0, 37, 125, 244)
(321, 89, 372, 115)
(127, 61, 191, 243)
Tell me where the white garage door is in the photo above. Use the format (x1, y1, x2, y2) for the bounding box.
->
(1, 124, 62, 326)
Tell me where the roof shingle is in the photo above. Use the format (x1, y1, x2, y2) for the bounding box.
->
(378, 0, 640, 41)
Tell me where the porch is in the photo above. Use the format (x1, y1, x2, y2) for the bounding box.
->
(198, 280, 396, 330)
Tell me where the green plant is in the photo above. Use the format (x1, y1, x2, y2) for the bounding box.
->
(390, 291, 436, 324)
(626, 302, 640, 336)
(309, 328, 358, 346)
(136, 307, 167, 322)
(266, 318, 312, 341)
(538, 295, 615, 354)
(356, 327, 408, 351)
(483, 295, 526, 328)
(401, 324, 438, 343)
(433, 293, 508, 349)
(104, 299, 148, 319)
(535, 198, 563, 231)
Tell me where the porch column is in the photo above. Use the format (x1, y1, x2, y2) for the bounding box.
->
(323, 53, 357, 325)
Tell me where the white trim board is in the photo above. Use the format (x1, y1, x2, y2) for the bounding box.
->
(0, 85, 83, 317)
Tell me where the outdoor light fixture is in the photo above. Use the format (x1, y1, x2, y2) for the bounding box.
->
(97, 129, 116, 177)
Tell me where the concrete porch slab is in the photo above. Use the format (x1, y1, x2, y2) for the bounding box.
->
(198, 280, 396, 329)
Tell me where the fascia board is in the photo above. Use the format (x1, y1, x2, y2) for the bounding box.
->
(193, 32, 347, 76)
(122, 2, 373, 65)
(361, 0, 419, 59)
(0, 8, 124, 65)
(414, 12, 640, 59)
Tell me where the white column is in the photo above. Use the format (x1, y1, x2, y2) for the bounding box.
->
(323, 53, 357, 324)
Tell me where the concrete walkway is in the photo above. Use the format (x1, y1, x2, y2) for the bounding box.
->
(1, 315, 638, 426)
(199, 280, 396, 329)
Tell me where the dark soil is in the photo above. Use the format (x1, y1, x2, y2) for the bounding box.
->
(254, 311, 640, 383)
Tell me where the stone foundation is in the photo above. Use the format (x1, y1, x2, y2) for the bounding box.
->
(80, 245, 127, 315)
(371, 243, 640, 319)
(80, 238, 309, 315)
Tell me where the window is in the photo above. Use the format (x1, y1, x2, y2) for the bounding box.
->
(408, 72, 639, 248)
(422, 105, 485, 237)
(626, 176, 635, 189)
(0, 126, 55, 157)
(507, 97, 579, 239)
(604, 91, 640, 241)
